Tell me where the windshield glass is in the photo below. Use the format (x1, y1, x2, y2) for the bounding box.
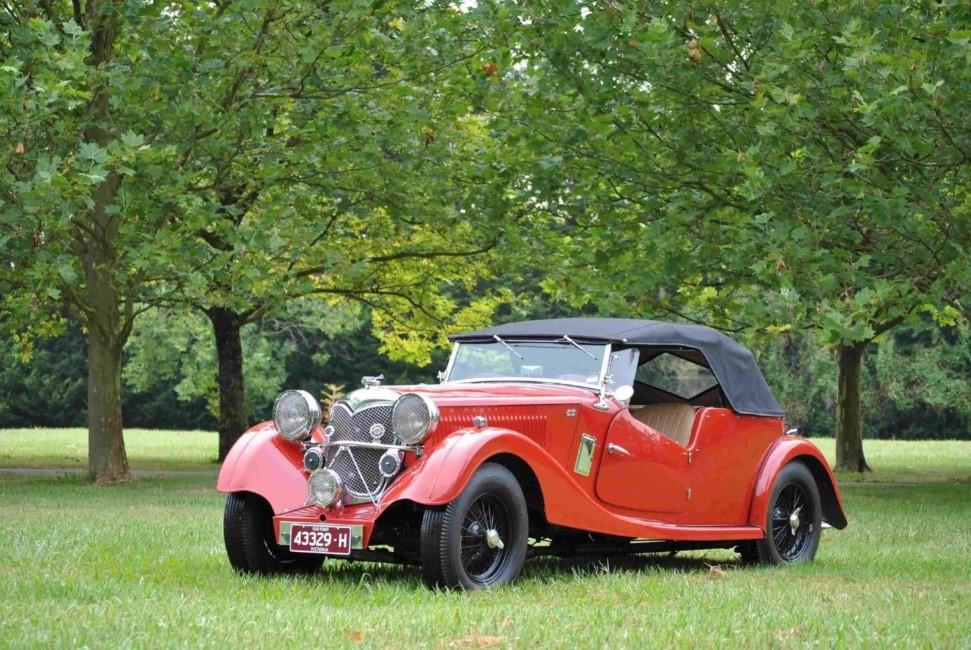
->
(447, 340, 607, 387)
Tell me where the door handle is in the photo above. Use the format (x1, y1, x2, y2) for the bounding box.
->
(607, 443, 633, 457)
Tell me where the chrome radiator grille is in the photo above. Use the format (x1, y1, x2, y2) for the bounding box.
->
(326, 402, 397, 503)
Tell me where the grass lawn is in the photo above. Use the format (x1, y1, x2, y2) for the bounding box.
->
(1, 432, 969, 647)
(0, 428, 217, 472)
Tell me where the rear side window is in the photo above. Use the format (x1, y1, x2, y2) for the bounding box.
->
(635, 352, 717, 399)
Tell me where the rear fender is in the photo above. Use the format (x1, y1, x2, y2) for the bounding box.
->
(748, 437, 848, 531)
(216, 423, 308, 514)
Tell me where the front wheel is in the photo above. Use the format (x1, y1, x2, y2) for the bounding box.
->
(223, 492, 324, 575)
(740, 461, 822, 565)
(420, 463, 528, 589)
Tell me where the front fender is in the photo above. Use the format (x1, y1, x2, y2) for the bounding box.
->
(216, 422, 308, 514)
(748, 436, 848, 531)
(382, 427, 553, 507)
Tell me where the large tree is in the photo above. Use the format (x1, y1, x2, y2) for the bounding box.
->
(510, 0, 970, 471)
(144, 2, 518, 459)
(0, 2, 516, 473)
(1, 2, 196, 482)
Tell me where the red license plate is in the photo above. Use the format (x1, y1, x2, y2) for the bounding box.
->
(288, 524, 352, 556)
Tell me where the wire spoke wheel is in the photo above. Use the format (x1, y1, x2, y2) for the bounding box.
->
(420, 463, 528, 590)
(740, 461, 823, 566)
(770, 484, 815, 561)
(459, 495, 510, 582)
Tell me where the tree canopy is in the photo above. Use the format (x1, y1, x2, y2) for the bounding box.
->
(1, 0, 968, 477)
(506, 0, 970, 469)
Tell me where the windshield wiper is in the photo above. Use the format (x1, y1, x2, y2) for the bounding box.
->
(493, 334, 524, 359)
(560, 335, 597, 360)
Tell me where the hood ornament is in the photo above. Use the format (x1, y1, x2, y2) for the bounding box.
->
(361, 375, 384, 388)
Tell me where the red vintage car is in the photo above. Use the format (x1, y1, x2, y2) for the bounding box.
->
(218, 318, 846, 589)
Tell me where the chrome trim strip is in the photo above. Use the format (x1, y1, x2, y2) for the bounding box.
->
(340, 390, 400, 412)
(442, 342, 461, 383)
(598, 343, 613, 386)
(278, 521, 364, 549)
(443, 341, 611, 388)
(318, 440, 418, 452)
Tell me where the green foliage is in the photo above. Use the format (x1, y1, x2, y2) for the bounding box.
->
(3, 309, 967, 440)
(758, 318, 971, 440)
(509, 1, 969, 341)
(0, 323, 86, 427)
(0, 1, 522, 468)
(124, 309, 293, 422)
(136, 2, 521, 360)
(0, 8, 194, 329)
(871, 320, 971, 439)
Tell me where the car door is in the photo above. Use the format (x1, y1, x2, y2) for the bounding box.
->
(680, 408, 784, 525)
(595, 409, 689, 513)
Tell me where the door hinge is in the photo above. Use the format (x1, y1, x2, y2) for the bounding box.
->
(686, 450, 693, 464)
(685, 488, 692, 501)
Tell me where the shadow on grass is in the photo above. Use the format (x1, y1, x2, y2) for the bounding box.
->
(523, 551, 746, 581)
(299, 550, 743, 590)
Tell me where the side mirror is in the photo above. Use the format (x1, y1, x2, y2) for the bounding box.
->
(613, 385, 635, 402)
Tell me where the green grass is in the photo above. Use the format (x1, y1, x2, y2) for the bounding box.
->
(0, 428, 217, 472)
(813, 438, 971, 484)
(1, 433, 969, 647)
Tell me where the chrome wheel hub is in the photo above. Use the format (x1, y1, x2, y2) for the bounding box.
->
(485, 528, 504, 550)
(788, 508, 802, 536)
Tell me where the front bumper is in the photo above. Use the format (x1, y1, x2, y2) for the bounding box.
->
(273, 505, 375, 550)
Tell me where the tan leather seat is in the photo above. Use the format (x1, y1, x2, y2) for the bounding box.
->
(631, 403, 697, 446)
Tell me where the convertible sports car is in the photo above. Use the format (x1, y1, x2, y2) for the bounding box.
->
(218, 318, 846, 589)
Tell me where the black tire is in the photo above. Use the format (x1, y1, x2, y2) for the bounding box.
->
(223, 492, 324, 575)
(743, 461, 822, 565)
(420, 463, 529, 590)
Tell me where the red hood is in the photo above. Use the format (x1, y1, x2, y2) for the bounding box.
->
(391, 382, 596, 446)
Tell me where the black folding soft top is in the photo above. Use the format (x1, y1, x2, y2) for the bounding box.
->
(450, 318, 783, 417)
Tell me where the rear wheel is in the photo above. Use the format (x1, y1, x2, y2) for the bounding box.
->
(740, 461, 822, 565)
(223, 493, 324, 575)
(420, 463, 528, 589)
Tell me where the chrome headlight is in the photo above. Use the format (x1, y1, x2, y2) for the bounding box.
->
(272, 389, 321, 442)
(390, 393, 439, 445)
(308, 468, 343, 507)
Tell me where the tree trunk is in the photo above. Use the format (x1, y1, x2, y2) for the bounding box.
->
(835, 341, 871, 473)
(87, 323, 129, 483)
(82, 167, 129, 483)
(80, 0, 130, 483)
(208, 307, 249, 461)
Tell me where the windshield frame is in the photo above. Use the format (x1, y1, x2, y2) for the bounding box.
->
(442, 340, 613, 392)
